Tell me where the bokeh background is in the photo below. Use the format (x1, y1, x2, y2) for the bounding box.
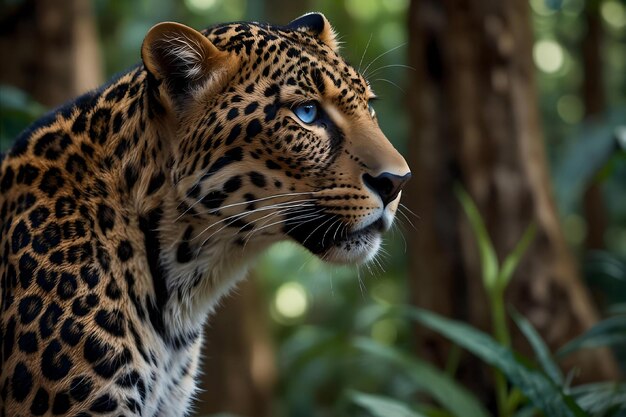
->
(1, 0, 625, 416)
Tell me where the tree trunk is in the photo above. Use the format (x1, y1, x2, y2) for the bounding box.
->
(0, 0, 102, 106)
(406, 0, 618, 402)
(195, 276, 276, 416)
(582, 0, 607, 250)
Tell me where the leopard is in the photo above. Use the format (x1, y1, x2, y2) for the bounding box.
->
(0, 12, 411, 416)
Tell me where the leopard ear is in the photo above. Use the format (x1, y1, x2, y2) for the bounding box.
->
(142, 22, 235, 102)
(286, 13, 338, 51)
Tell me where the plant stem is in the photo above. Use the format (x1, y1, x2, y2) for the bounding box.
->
(490, 287, 511, 417)
(491, 287, 511, 347)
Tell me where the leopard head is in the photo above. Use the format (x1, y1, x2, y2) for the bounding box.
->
(141, 13, 411, 266)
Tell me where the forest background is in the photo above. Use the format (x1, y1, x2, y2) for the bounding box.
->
(1, 0, 625, 416)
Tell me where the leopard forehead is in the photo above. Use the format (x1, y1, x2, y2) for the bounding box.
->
(205, 22, 372, 108)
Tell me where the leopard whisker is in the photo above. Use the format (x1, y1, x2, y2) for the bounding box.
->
(190, 199, 316, 243)
(300, 215, 338, 248)
(397, 206, 417, 230)
(175, 190, 322, 222)
(241, 209, 325, 252)
(391, 222, 408, 254)
(356, 266, 367, 297)
(358, 33, 373, 72)
(367, 63, 416, 78)
(320, 218, 342, 248)
(399, 203, 420, 219)
(362, 42, 407, 78)
(372, 78, 405, 94)
(196, 203, 316, 248)
(250, 209, 324, 239)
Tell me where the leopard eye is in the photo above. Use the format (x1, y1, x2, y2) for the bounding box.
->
(293, 103, 319, 124)
(368, 101, 376, 118)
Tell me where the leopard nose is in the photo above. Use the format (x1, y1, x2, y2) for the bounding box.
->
(362, 172, 412, 206)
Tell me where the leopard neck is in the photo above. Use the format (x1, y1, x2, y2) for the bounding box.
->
(92, 66, 254, 345)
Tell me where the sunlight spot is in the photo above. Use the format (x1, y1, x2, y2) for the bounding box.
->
(185, 0, 217, 12)
(557, 95, 584, 124)
(530, 0, 555, 16)
(563, 214, 587, 246)
(616, 126, 626, 150)
(274, 282, 308, 320)
(345, 0, 380, 21)
(267, 241, 299, 262)
(601, 0, 626, 29)
(562, 0, 584, 16)
(371, 281, 401, 305)
(533, 40, 564, 73)
(606, 227, 626, 256)
(382, 0, 409, 13)
(378, 22, 404, 50)
(222, 0, 247, 20)
(371, 318, 398, 345)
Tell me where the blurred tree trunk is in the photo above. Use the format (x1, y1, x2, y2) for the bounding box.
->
(0, 0, 102, 106)
(263, 0, 308, 23)
(406, 0, 618, 402)
(196, 276, 276, 416)
(582, 0, 607, 250)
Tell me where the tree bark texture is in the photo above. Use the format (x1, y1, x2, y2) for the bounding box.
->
(406, 0, 618, 398)
(0, 0, 102, 106)
(582, 0, 607, 251)
(195, 277, 276, 417)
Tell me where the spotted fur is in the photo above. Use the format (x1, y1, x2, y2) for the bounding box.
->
(0, 13, 410, 416)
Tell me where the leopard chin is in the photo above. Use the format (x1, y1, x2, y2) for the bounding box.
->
(323, 228, 383, 264)
(284, 207, 394, 265)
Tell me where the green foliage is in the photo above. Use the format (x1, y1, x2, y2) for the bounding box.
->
(349, 391, 428, 417)
(454, 186, 499, 291)
(0, 85, 45, 151)
(404, 307, 587, 417)
(354, 337, 491, 417)
(336, 190, 625, 417)
(557, 315, 626, 359)
(510, 309, 563, 385)
(570, 383, 626, 416)
(553, 108, 626, 215)
(456, 185, 538, 416)
(454, 186, 537, 294)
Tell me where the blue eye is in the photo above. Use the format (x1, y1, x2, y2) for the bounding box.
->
(368, 101, 376, 118)
(293, 103, 319, 124)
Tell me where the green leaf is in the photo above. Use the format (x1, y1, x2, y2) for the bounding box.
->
(608, 303, 626, 315)
(404, 307, 588, 417)
(510, 308, 563, 384)
(498, 223, 536, 290)
(511, 406, 539, 417)
(570, 382, 626, 415)
(205, 414, 247, 417)
(557, 315, 626, 358)
(354, 338, 492, 417)
(553, 107, 626, 213)
(350, 391, 429, 417)
(455, 185, 498, 291)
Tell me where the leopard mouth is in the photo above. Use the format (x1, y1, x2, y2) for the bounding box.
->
(283, 209, 386, 262)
